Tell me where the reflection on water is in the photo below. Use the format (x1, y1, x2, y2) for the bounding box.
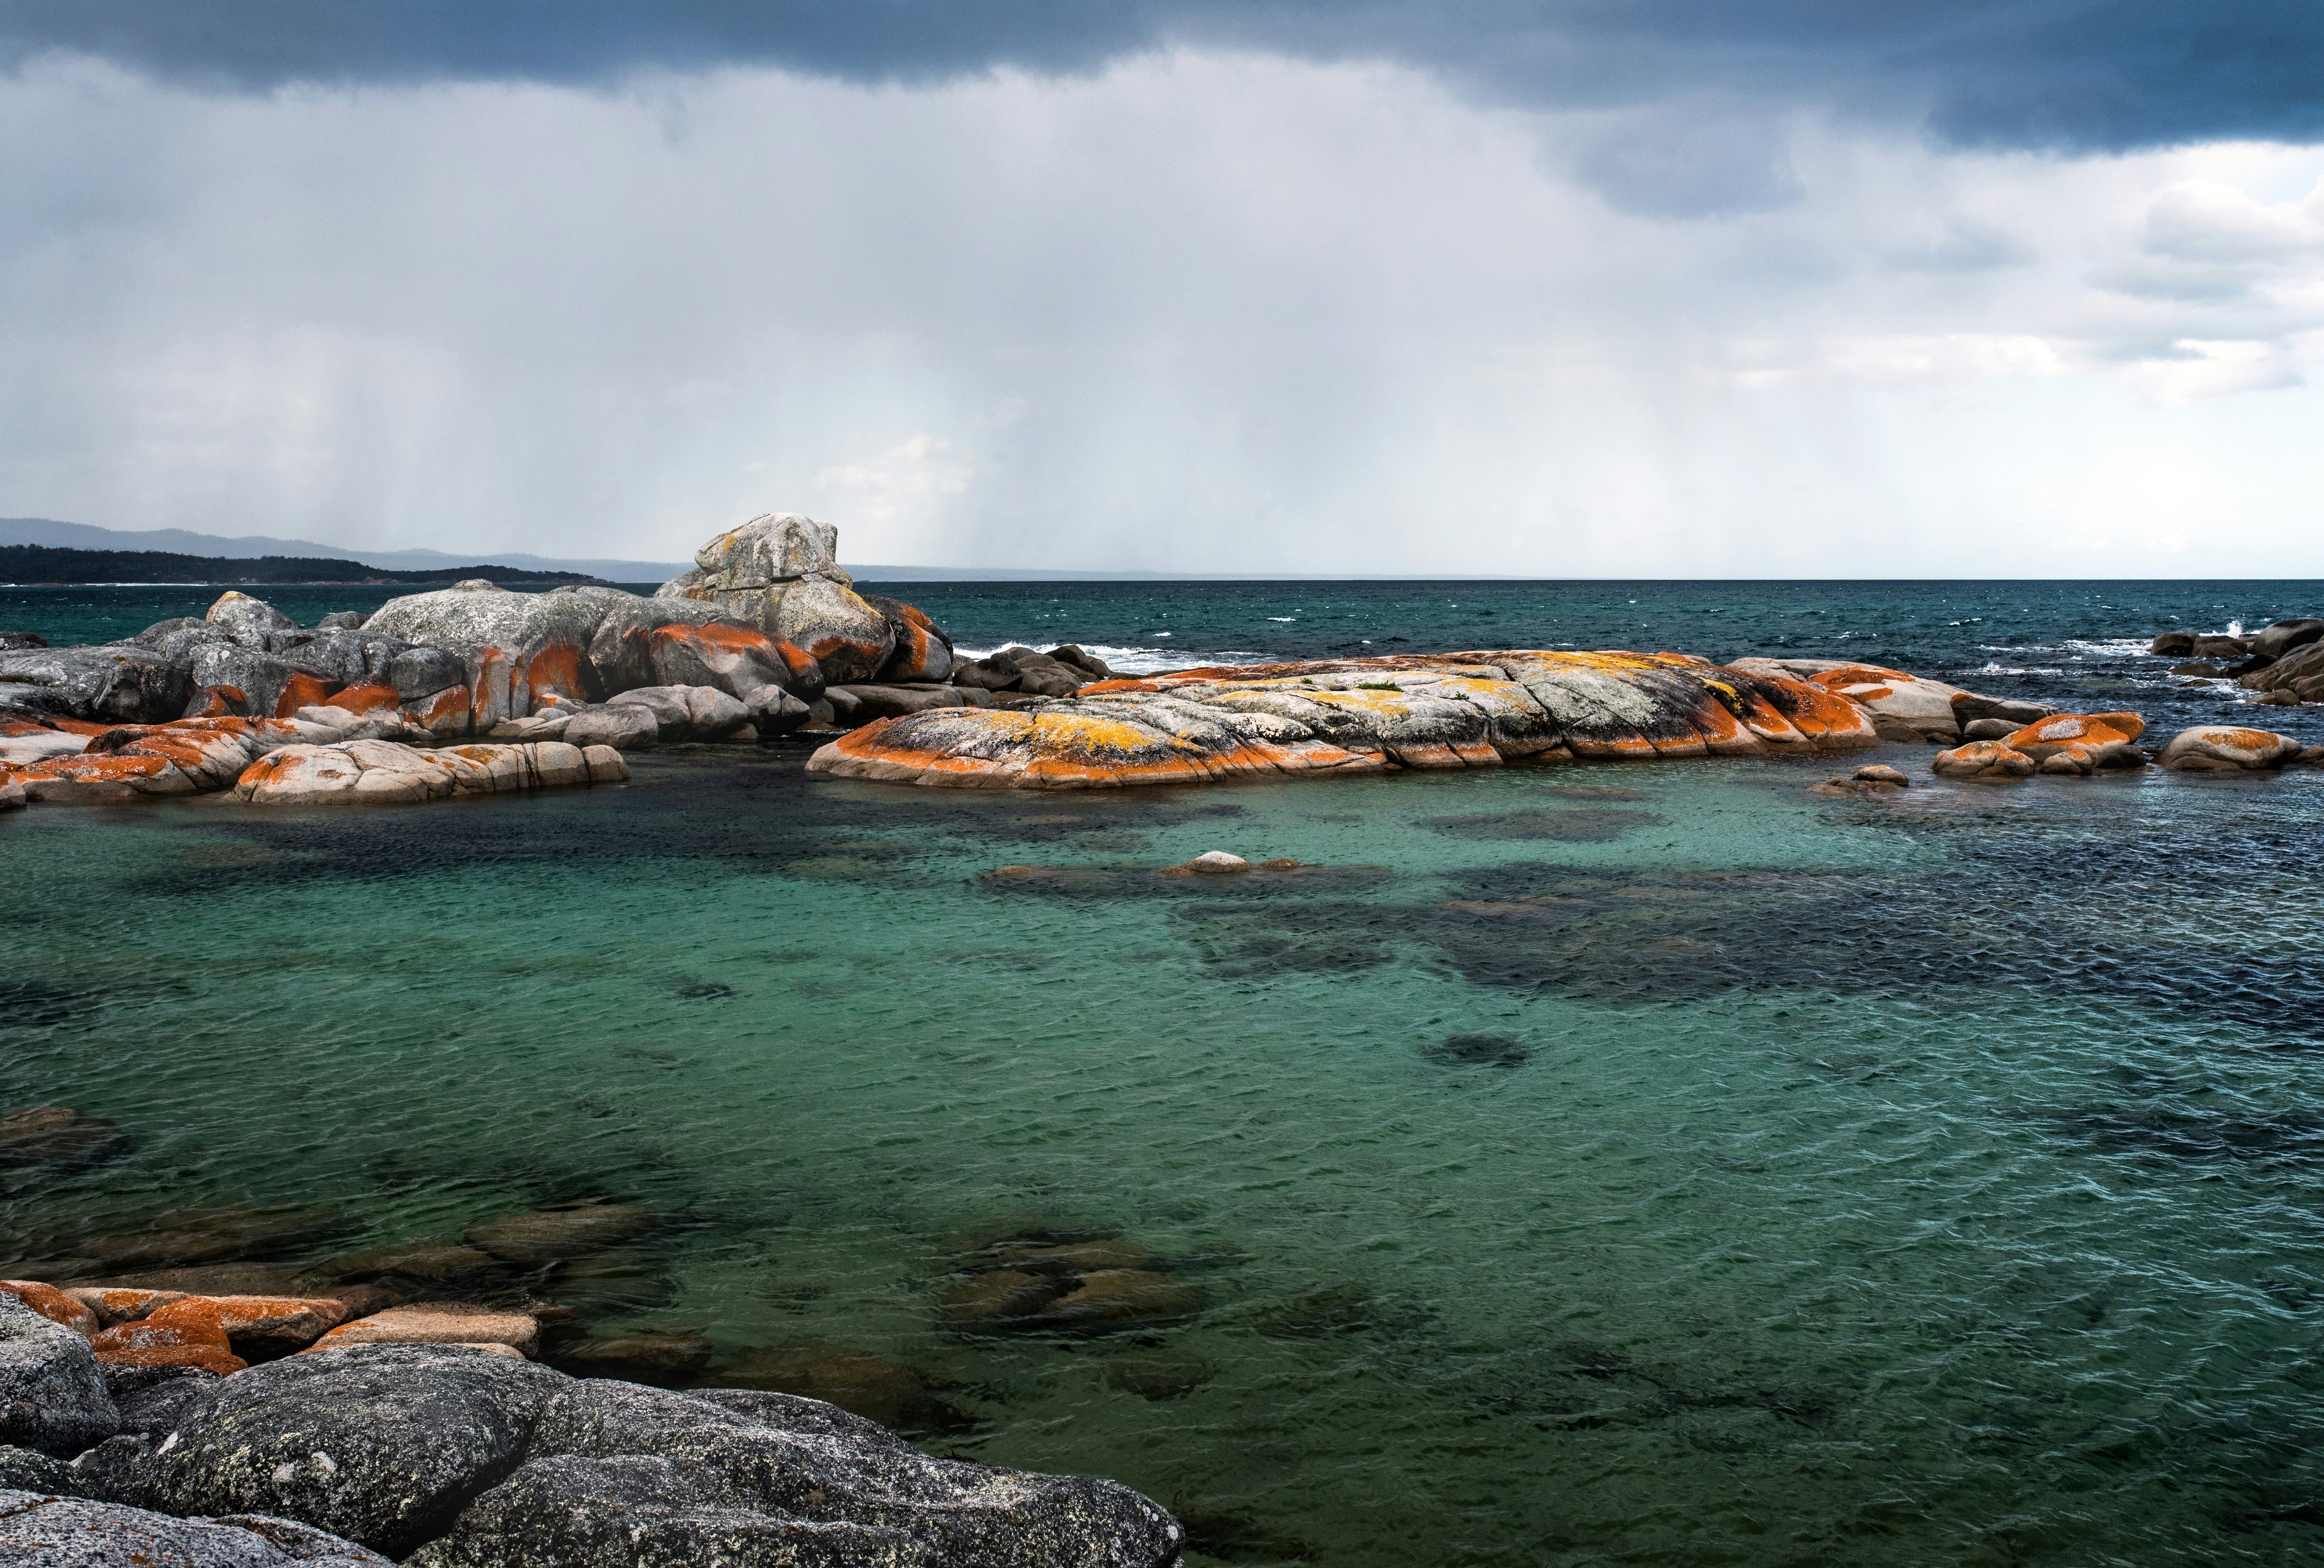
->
(6, 745, 2324, 1566)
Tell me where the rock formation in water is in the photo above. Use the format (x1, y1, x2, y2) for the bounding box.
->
(805, 650, 1880, 790)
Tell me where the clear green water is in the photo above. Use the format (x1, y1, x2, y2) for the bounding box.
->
(8, 735, 2324, 1566)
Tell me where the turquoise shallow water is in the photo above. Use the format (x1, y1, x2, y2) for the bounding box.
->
(7, 581, 2324, 1565)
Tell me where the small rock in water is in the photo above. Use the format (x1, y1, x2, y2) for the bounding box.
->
(1101, 1354, 1213, 1401)
(552, 1329, 713, 1385)
(715, 1340, 954, 1429)
(463, 1197, 657, 1267)
(1852, 765, 1909, 788)
(1424, 1033, 1529, 1068)
(1258, 857, 1303, 870)
(0, 1105, 130, 1169)
(1168, 851, 1250, 875)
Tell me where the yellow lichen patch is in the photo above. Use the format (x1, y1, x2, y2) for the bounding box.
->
(1029, 711, 1194, 757)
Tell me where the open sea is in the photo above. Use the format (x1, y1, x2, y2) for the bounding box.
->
(6, 579, 2324, 1567)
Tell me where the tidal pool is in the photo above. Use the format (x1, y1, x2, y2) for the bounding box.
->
(7, 742, 2324, 1566)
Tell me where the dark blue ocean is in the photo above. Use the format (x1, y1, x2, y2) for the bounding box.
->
(6, 579, 2324, 1566)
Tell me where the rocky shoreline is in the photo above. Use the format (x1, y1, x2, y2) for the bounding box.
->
(10, 517, 2322, 808)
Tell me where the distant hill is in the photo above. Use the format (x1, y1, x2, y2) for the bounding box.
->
(0, 545, 606, 587)
(0, 518, 688, 583)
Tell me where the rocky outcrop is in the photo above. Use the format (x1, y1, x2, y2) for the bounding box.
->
(0, 1295, 118, 1457)
(231, 739, 625, 806)
(2246, 618, 2324, 662)
(0, 1491, 392, 1565)
(2238, 639, 2324, 703)
(656, 514, 898, 682)
(1728, 658, 1980, 743)
(809, 650, 1877, 790)
(952, 646, 1105, 698)
(2154, 725, 2307, 772)
(65, 1344, 1183, 1567)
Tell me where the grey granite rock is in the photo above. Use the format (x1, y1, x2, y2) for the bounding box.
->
(0, 1443, 89, 1496)
(205, 592, 303, 648)
(401, 1452, 920, 1567)
(2248, 618, 2324, 662)
(0, 1295, 119, 1458)
(0, 644, 195, 724)
(121, 1344, 565, 1558)
(524, 1378, 1184, 1568)
(105, 1362, 222, 1436)
(0, 1489, 390, 1565)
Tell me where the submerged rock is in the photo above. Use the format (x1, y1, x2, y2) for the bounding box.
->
(713, 1342, 949, 1428)
(1424, 1033, 1530, 1067)
(463, 1199, 657, 1266)
(0, 1105, 129, 1169)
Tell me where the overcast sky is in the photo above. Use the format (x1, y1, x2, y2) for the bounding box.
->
(4, 4, 2321, 574)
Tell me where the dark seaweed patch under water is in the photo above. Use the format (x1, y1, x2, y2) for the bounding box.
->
(1418, 806, 1663, 841)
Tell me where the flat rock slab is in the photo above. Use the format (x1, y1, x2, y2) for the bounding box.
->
(809, 649, 1877, 790)
(231, 739, 617, 805)
(312, 1304, 540, 1358)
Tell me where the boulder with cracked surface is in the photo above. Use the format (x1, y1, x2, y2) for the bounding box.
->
(812, 650, 1876, 790)
(0, 1294, 119, 1457)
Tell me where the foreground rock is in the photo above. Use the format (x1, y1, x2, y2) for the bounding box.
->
(0, 1295, 118, 1457)
(809, 650, 1877, 790)
(0, 1491, 391, 1565)
(69, 1344, 1183, 1566)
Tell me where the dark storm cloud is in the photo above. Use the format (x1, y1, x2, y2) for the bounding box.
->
(3, 1, 2320, 155)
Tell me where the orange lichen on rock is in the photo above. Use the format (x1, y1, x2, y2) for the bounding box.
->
(810, 648, 1874, 790)
(1932, 739, 2038, 780)
(2004, 711, 2146, 759)
(273, 671, 334, 717)
(524, 641, 587, 708)
(330, 683, 403, 715)
(89, 1293, 349, 1371)
(1, 1278, 99, 1335)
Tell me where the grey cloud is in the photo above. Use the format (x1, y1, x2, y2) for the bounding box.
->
(2, 1, 2320, 156)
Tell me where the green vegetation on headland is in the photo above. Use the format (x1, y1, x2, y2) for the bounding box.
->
(0, 545, 604, 586)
